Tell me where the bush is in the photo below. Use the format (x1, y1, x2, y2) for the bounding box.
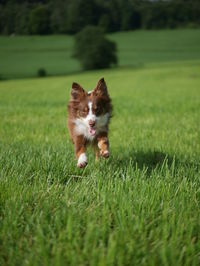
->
(37, 68, 47, 77)
(73, 26, 118, 70)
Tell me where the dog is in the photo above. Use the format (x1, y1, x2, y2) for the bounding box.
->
(67, 78, 112, 168)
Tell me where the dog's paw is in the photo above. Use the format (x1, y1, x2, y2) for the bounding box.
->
(77, 153, 88, 168)
(100, 150, 110, 158)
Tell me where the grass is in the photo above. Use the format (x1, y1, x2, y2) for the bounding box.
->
(0, 60, 200, 265)
(110, 29, 200, 67)
(0, 29, 200, 79)
(0, 35, 79, 79)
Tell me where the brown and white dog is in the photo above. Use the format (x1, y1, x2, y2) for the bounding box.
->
(67, 78, 112, 168)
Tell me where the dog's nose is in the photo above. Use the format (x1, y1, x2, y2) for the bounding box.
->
(89, 120, 96, 127)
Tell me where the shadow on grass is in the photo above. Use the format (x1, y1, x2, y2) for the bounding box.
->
(109, 148, 199, 176)
(110, 150, 176, 173)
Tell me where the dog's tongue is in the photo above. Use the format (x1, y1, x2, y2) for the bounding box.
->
(89, 127, 96, 136)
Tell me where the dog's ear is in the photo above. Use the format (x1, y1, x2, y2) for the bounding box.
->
(94, 78, 108, 97)
(71, 82, 86, 101)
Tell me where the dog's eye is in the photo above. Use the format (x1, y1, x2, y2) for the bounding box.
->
(81, 108, 88, 116)
(77, 109, 87, 117)
(95, 107, 101, 115)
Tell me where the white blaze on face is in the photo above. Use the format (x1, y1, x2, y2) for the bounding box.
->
(86, 102, 97, 136)
(87, 102, 96, 122)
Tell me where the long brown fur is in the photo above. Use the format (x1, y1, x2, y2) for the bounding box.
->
(67, 78, 112, 168)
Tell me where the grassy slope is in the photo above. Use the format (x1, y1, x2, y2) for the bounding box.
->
(110, 29, 200, 66)
(0, 29, 200, 79)
(0, 61, 200, 265)
(0, 35, 79, 79)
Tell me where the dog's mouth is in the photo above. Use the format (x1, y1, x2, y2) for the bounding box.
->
(88, 127, 96, 136)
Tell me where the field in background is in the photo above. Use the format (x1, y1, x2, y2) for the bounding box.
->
(0, 29, 200, 79)
(0, 61, 200, 265)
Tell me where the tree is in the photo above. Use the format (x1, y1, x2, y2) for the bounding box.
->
(73, 26, 118, 70)
(0, 1, 16, 34)
(15, 3, 30, 34)
(66, 0, 99, 34)
(120, 1, 141, 31)
(29, 5, 51, 35)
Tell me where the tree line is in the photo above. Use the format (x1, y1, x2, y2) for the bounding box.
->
(0, 0, 200, 35)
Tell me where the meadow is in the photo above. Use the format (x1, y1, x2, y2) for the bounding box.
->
(0, 61, 200, 265)
(0, 29, 200, 79)
(0, 29, 200, 265)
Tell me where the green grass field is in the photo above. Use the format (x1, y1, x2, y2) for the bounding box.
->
(0, 58, 200, 265)
(0, 29, 200, 79)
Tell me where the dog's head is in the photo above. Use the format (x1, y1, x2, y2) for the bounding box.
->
(69, 78, 112, 137)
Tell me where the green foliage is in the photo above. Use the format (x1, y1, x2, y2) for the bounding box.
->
(0, 62, 200, 265)
(73, 26, 118, 70)
(120, 5, 141, 31)
(50, 0, 69, 34)
(66, 0, 99, 34)
(15, 3, 30, 35)
(0, 0, 200, 35)
(98, 14, 112, 33)
(0, 1, 16, 34)
(29, 5, 51, 35)
(37, 68, 47, 77)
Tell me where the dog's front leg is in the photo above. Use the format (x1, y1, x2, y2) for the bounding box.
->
(74, 135, 88, 168)
(97, 132, 110, 158)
